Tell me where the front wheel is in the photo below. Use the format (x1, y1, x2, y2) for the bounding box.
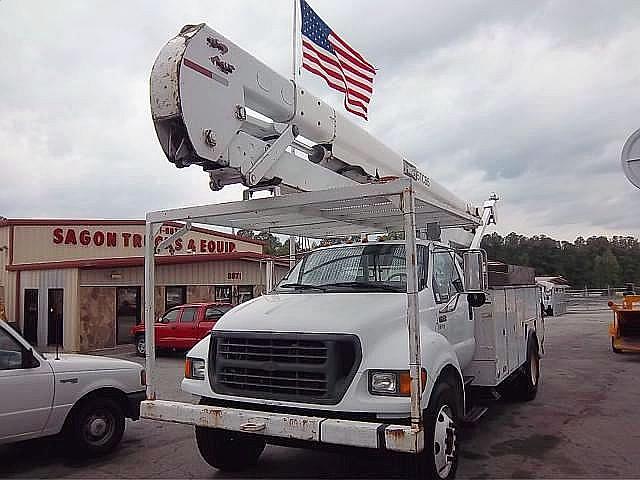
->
(413, 382, 460, 480)
(195, 427, 265, 471)
(135, 335, 145, 357)
(65, 396, 125, 456)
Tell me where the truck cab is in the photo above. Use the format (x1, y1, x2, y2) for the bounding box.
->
(185, 241, 472, 410)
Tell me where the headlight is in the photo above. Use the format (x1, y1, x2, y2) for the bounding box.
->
(369, 369, 427, 396)
(185, 358, 205, 380)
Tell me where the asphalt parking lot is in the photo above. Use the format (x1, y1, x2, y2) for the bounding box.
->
(1, 305, 639, 479)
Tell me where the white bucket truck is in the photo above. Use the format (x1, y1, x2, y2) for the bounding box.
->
(140, 24, 543, 479)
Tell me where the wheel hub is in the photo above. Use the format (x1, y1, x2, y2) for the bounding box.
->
(83, 411, 114, 446)
(433, 405, 456, 478)
(89, 417, 107, 437)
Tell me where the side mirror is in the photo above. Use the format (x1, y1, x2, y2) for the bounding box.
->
(22, 348, 39, 369)
(467, 292, 486, 308)
(462, 249, 487, 293)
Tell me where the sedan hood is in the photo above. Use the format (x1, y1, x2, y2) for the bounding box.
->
(47, 353, 142, 373)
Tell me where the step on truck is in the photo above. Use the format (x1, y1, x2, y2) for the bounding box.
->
(140, 24, 544, 479)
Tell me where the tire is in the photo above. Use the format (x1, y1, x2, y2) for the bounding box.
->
(135, 335, 145, 357)
(65, 396, 125, 456)
(195, 426, 266, 471)
(547, 307, 554, 317)
(612, 337, 623, 354)
(500, 336, 540, 402)
(412, 382, 460, 480)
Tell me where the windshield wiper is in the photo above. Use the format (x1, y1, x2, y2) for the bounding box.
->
(278, 283, 327, 291)
(315, 281, 404, 292)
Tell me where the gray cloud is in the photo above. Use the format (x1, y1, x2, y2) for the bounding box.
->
(0, 0, 638, 241)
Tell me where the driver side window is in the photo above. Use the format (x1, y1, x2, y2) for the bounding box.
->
(432, 251, 463, 304)
(161, 308, 179, 324)
(0, 328, 26, 370)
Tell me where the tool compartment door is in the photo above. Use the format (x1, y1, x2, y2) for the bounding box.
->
(467, 289, 509, 386)
(505, 288, 521, 371)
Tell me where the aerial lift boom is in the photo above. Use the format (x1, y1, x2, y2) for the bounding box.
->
(150, 23, 496, 243)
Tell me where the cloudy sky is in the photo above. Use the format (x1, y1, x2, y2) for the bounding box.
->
(1, 0, 639, 241)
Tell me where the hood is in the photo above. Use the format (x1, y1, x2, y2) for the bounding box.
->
(47, 353, 142, 374)
(215, 293, 407, 346)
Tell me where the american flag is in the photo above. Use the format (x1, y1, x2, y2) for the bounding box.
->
(300, 0, 376, 120)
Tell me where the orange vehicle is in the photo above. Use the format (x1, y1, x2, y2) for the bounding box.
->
(608, 295, 640, 353)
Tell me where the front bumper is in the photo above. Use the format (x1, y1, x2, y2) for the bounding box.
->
(140, 399, 423, 453)
(125, 390, 147, 420)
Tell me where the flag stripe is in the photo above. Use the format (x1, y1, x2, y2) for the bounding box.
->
(329, 38, 376, 77)
(331, 49, 376, 83)
(302, 50, 345, 85)
(300, 0, 375, 120)
(344, 102, 367, 119)
(330, 32, 376, 72)
(342, 72, 373, 94)
(304, 39, 372, 101)
(302, 63, 347, 94)
(302, 38, 342, 71)
(332, 54, 374, 83)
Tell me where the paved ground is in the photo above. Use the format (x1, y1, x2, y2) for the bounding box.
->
(2, 306, 639, 478)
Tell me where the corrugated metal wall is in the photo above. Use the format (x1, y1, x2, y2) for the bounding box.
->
(20, 269, 79, 351)
(79, 260, 288, 287)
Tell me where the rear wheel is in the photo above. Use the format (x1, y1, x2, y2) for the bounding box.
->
(500, 336, 540, 402)
(195, 426, 265, 471)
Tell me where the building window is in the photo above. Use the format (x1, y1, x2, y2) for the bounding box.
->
(215, 286, 232, 304)
(238, 285, 254, 304)
(165, 286, 186, 310)
(116, 287, 141, 345)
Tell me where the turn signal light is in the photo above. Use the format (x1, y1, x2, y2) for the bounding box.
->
(399, 369, 427, 395)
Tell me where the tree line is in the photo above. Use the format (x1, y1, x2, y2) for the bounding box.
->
(481, 233, 640, 289)
(237, 229, 640, 289)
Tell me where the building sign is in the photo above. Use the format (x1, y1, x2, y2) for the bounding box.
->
(11, 223, 263, 265)
(53, 229, 143, 248)
(51, 227, 236, 254)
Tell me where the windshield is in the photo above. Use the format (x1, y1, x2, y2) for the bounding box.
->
(276, 244, 410, 293)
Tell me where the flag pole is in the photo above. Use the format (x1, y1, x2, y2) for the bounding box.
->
(292, 0, 298, 82)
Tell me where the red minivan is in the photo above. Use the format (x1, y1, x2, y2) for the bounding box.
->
(131, 302, 232, 356)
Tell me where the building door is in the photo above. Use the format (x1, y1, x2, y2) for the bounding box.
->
(116, 287, 141, 345)
(47, 289, 64, 346)
(23, 289, 39, 345)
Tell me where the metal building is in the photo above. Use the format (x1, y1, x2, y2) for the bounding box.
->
(0, 219, 288, 352)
